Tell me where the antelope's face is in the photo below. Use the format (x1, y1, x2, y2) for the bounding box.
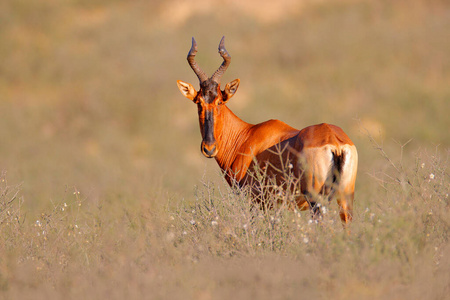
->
(177, 78, 240, 158)
(177, 36, 239, 158)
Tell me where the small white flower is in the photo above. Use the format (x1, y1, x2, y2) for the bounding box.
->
(189, 219, 196, 225)
(64, 203, 68, 207)
(303, 237, 309, 244)
(242, 223, 248, 230)
(36, 220, 41, 227)
(429, 173, 435, 180)
(421, 163, 425, 169)
(182, 231, 187, 235)
(288, 163, 293, 169)
(211, 220, 218, 226)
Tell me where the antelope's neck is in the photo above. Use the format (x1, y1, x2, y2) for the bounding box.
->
(214, 105, 252, 174)
(213, 105, 301, 184)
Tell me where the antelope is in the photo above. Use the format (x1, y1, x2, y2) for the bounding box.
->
(177, 37, 358, 225)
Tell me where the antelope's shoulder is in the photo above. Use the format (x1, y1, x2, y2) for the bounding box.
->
(252, 119, 299, 136)
(239, 119, 299, 155)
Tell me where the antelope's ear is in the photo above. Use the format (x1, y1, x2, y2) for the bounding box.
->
(177, 80, 197, 101)
(223, 79, 240, 102)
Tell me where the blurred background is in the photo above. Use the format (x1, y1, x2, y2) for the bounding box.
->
(0, 0, 449, 216)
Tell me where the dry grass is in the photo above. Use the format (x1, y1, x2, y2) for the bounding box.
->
(0, 0, 449, 299)
(0, 141, 448, 299)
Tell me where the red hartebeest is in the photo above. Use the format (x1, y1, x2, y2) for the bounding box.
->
(177, 37, 358, 224)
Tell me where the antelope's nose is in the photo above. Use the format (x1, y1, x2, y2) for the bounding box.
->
(201, 142, 218, 158)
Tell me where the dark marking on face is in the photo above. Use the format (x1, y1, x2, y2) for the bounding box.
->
(200, 79, 219, 104)
(197, 79, 222, 157)
(203, 109, 215, 145)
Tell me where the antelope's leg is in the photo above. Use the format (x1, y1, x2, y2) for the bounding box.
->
(336, 192, 354, 225)
(295, 193, 322, 220)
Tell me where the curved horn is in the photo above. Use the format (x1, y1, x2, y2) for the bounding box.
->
(211, 36, 231, 84)
(187, 37, 208, 83)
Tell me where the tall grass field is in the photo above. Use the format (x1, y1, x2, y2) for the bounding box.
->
(0, 0, 449, 299)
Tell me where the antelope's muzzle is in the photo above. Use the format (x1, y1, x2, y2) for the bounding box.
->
(201, 141, 218, 158)
(201, 109, 217, 158)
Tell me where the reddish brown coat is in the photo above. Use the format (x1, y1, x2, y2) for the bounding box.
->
(177, 37, 358, 225)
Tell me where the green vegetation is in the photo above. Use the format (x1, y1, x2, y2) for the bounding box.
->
(0, 0, 449, 299)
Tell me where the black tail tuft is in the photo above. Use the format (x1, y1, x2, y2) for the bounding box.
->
(332, 150, 345, 185)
